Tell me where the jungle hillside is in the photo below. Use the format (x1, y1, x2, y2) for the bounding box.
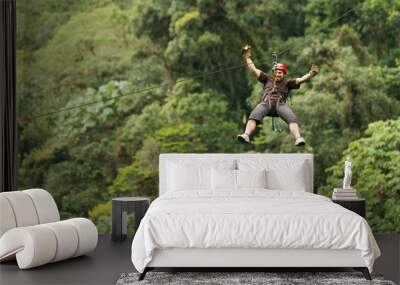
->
(16, 0, 400, 233)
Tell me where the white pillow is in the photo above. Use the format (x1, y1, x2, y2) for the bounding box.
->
(211, 168, 268, 191)
(266, 164, 308, 192)
(237, 159, 309, 192)
(211, 168, 236, 190)
(167, 162, 210, 191)
(237, 169, 267, 189)
(166, 160, 236, 192)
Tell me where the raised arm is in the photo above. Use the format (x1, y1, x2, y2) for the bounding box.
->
(295, 64, 319, 85)
(242, 45, 262, 78)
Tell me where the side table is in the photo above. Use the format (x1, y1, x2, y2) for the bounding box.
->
(112, 197, 150, 242)
(332, 198, 366, 218)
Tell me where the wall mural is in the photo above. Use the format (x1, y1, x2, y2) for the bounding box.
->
(16, 0, 400, 234)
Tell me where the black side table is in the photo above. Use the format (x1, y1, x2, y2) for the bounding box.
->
(332, 198, 366, 218)
(112, 197, 150, 242)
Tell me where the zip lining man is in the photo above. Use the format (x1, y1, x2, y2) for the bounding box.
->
(237, 45, 318, 146)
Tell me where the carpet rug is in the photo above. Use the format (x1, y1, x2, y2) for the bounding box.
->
(116, 271, 396, 285)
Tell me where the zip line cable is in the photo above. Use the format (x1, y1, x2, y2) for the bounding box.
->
(21, 4, 360, 123)
(20, 62, 248, 122)
(276, 5, 359, 58)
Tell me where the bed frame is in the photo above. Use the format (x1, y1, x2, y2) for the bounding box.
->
(138, 154, 371, 280)
(141, 248, 371, 280)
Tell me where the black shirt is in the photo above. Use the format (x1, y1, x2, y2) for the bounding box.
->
(258, 71, 300, 103)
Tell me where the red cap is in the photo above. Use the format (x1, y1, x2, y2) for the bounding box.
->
(273, 63, 287, 74)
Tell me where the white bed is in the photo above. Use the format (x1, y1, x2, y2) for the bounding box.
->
(131, 154, 380, 280)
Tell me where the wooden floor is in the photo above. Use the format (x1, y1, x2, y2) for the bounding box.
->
(0, 234, 398, 285)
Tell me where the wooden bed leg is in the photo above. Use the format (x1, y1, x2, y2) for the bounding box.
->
(138, 268, 148, 281)
(354, 267, 372, 280)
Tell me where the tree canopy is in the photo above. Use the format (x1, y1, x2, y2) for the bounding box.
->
(17, 0, 400, 233)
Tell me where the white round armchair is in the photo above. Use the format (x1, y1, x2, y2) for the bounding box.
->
(0, 189, 98, 269)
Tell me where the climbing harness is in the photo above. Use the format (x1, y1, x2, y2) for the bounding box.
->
(270, 52, 284, 133)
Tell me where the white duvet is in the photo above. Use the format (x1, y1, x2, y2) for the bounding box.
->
(131, 190, 380, 273)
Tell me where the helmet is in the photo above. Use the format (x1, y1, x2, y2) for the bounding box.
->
(273, 63, 287, 74)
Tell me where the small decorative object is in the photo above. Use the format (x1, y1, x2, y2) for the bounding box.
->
(332, 158, 358, 200)
(343, 158, 352, 190)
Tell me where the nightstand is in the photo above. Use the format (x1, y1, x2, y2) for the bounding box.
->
(332, 198, 366, 218)
(111, 197, 150, 242)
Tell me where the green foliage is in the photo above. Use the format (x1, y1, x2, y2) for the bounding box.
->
(304, 0, 400, 66)
(89, 201, 112, 235)
(17, 0, 400, 233)
(164, 79, 243, 152)
(320, 118, 400, 233)
(113, 102, 166, 162)
(31, 4, 137, 105)
(131, 0, 256, 110)
(18, 138, 69, 188)
(57, 80, 160, 143)
(16, 0, 93, 50)
(43, 140, 115, 219)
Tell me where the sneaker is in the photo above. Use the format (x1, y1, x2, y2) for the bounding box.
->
(295, 137, 306, 146)
(237, 133, 251, 144)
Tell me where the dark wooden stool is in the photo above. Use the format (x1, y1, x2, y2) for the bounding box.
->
(111, 197, 150, 242)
